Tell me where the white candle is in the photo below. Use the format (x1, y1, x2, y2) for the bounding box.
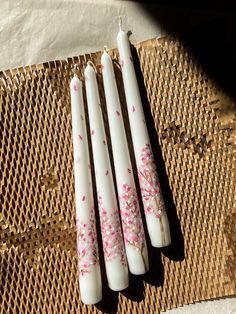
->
(70, 70, 102, 304)
(117, 21, 171, 247)
(101, 50, 149, 275)
(84, 62, 129, 290)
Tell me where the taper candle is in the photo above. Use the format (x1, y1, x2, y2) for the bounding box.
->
(84, 62, 129, 289)
(70, 69, 102, 304)
(117, 19, 171, 247)
(101, 49, 149, 274)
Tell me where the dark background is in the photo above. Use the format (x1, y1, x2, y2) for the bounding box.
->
(129, 1, 236, 100)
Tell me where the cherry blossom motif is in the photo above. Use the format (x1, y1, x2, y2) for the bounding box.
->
(120, 59, 124, 68)
(138, 144, 166, 218)
(119, 183, 145, 251)
(132, 105, 136, 113)
(82, 195, 86, 202)
(98, 194, 127, 266)
(91, 129, 95, 136)
(73, 84, 78, 92)
(78, 134, 83, 140)
(76, 210, 99, 276)
(116, 110, 121, 117)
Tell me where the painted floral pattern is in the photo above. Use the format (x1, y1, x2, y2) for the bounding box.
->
(119, 183, 145, 252)
(73, 84, 78, 92)
(76, 209, 99, 277)
(98, 194, 127, 266)
(138, 143, 166, 218)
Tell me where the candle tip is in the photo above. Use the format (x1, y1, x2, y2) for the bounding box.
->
(118, 16, 122, 31)
(73, 64, 78, 77)
(87, 60, 97, 73)
(104, 46, 109, 53)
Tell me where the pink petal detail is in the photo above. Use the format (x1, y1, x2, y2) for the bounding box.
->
(116, 110, 120, 116)
(132, 106, 136, 113)
(138, 143, 166, 218)
(73, 84, 78, 92)
(97, 194, 127, 266)
(82, 195, 86, 201)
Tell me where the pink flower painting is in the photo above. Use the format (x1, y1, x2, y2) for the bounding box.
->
(76, 210, 99, 277)
(98, 194, 127, 266)
(73, 84, 78, 92)
(138, 144, 166, 218)
(119, 183, 145, 252)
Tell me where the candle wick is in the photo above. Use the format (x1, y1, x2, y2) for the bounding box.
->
(87, 60, 97, 73)
(104, 45, 109, 53)
(118, 16, 122, 31)
(73, 64, 78, 77)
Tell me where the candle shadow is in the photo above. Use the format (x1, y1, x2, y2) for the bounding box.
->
(120, 273, 145, 302)
(128, 43, 185, 263)
(133, 2, 236, 104)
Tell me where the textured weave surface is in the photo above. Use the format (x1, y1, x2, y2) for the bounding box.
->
(0, 37, 235, 314)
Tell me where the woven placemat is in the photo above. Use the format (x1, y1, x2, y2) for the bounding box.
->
(0, 36, 235, 314)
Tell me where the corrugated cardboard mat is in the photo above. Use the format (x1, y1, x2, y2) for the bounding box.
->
(0, 36, 235, 314)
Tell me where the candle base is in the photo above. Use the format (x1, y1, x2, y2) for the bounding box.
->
(146, 212, 171, 248)
(106, 258, 129, 291)
(126, 245, 149, 275)
(79, 265, 102, 305)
